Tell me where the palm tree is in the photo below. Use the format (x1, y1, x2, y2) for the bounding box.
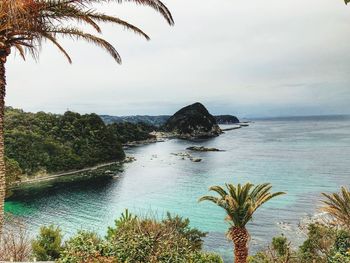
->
(321, 186, 350, 230)
(0, 0, 173, 232)
(199, 183, 285, 263)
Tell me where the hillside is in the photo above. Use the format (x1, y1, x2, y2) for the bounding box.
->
(4, 108, 156, 185)
(100, 115, 170, 126)
(100, 114, 240, 126)
(164, 102, 222, 139)
(4, 107, 125, 177)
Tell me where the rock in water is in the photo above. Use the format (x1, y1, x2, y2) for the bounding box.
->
(187, 146, 222, 152)
(164, 102, 222, 139)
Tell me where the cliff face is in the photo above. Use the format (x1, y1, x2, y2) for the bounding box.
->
(164, 102, 222, 139)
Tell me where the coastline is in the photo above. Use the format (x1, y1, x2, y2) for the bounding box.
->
(9, 156, 135, 189)
(9, 126, 244, 189)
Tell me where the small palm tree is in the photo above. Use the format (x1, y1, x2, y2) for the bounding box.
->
(0, 0, 173, 232)
(321, 186, 350, 230)
(199, 183, 285, 263)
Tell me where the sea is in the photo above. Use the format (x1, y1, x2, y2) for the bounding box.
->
(5, 116, 350, 262)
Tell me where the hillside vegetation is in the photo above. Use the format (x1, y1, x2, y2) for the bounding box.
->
(4, 107, 156, 182)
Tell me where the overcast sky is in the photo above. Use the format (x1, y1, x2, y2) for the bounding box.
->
(6, 0, 350, 117)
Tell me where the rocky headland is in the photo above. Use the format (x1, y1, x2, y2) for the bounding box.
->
(164, 102, 222, 139)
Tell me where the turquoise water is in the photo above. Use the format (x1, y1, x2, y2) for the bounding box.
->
(5, 117, 350, 262)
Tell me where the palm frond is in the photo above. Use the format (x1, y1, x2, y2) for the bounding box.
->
(0, 0, 173, 63)
(321, 186, 350, 229)
(209, 185, 228, 199)
(48, 27, 121, 63)
(199, 182, 285, 228)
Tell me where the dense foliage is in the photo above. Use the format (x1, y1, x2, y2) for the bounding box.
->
(57, 210, 223, 263)
(32, 225, 63, 261)
(3, 107, 158, 185)
(4, 107, 125, 176)
(100, 115, 170, 126)
(107, 122, 156, 144)
(248, 224, 350, 263)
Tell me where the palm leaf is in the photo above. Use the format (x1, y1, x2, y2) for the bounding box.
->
(0, 0, 173, 63)
(199, 182, 285, 228)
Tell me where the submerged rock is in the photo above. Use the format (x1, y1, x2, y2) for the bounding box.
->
(164, 102, 222, 139)
(171, 152, 202, 163)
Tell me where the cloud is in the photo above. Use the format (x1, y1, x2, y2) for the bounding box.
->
(5, 0, 350, 117)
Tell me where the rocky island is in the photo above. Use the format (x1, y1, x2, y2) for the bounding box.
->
(164, 102, 222, 139)
(215, 115, 240, 124)
(186, 146, 223, 152)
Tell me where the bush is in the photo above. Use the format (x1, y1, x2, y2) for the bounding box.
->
(162, 212, 207, 250)
(106, 213, 203, 262)
(59, 210, 223, 263)
(248, 235, 295, 263)
(32, 225, 63, 260)
(249, 224, 350, 263)
(328, 230, 350, 263)
(189, 252, 224, 263)
(298, 223, 337, 263)
(58, 230, 114, 263)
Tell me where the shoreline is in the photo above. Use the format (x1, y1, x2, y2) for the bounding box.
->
(9, 126, 244, 189)
(9, 156, 135, 189)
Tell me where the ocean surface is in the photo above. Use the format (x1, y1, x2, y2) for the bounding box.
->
(5, 116, 350, 262)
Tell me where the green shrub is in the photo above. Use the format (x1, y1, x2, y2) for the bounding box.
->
(58, 230, 114, 263)
(272, 235, 288, 257)
(162, 212, 207, 250)
(59, 210, 223, 263)
(189, 252, 224, 263)
(298, 223, 337, 263)
(106, 213, 202, 262)
(328, 230, 350, 263)
(250, 224, 350, 263)
(248, 235, 295, 263)
(31, 225, 63, 260)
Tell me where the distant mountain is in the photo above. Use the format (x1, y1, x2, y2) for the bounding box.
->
(100, 115, 170, 126)
(215, 115, 240, 124)
(101, 114, 239, 126)
(164, 102, 222, 139)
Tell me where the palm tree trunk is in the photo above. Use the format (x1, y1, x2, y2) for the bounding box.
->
(230, 226, 249, 263)
(0, 58, 6, 233)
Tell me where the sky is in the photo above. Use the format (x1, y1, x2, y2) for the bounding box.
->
(6, 0, 350, 118)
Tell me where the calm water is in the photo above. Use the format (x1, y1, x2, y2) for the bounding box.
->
(5, 116, 350, 262)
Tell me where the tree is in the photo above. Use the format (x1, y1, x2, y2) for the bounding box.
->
(321, 186, 350, 230)
(32, 225, 63, 261)
(0, 0, 173, 232)
(199, 183, 285, 263)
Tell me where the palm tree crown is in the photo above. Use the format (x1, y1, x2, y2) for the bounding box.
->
(199, 183, 285, 263)
(199, 183, 285, 228)
(321, 186, 350, 230)
(0, 0, 174, 63)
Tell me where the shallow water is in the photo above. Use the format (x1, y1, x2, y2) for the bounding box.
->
(5, 116, 350, 262)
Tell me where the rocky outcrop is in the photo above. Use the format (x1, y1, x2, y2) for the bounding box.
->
(215, 115, 240, 124)
(164, 103, 222, 139)
(186, 146, 223, 152)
